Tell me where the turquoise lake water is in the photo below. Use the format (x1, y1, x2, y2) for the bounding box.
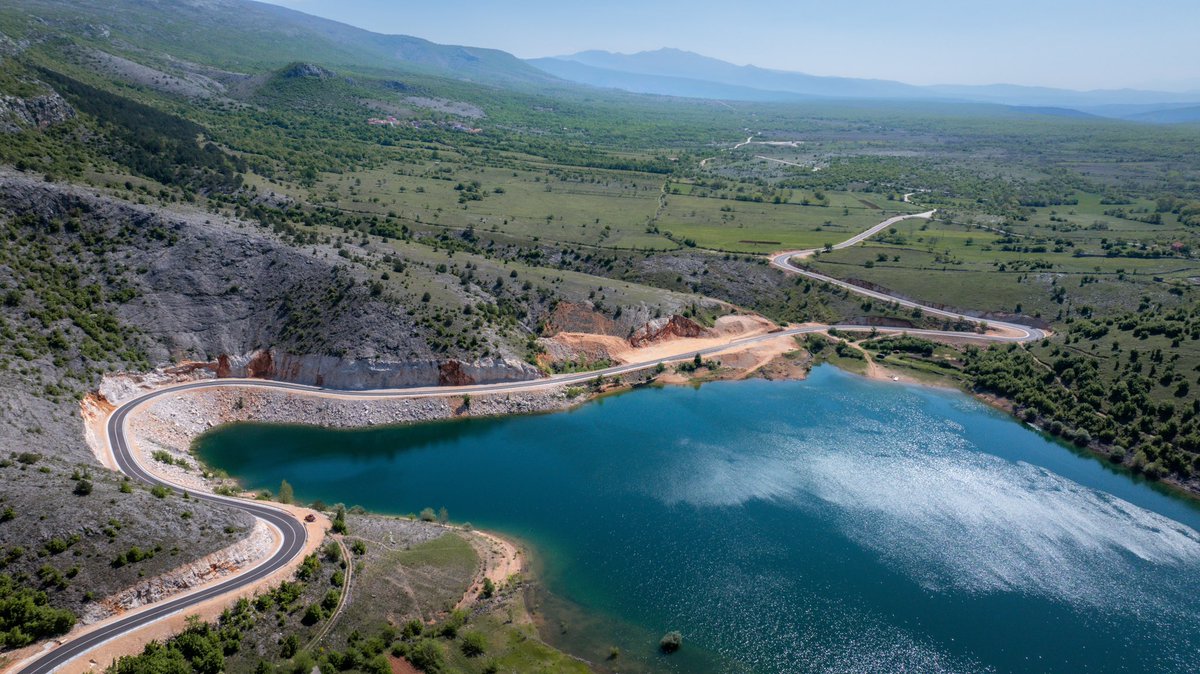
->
(194, 366, 1200, 673)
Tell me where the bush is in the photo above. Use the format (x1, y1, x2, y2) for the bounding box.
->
(331, 505, 348, 534)
(279, 634, 299, 658)
(301, 603, 325, 626)
(73, 479, 93, 496)
(407, 639, 445, 674)
(0, 573, 76, 647)
(459, 631, 487, 657)
(323, 540, 342, 563)
(439, 609, 467, 638)
(659, 631, 683, 653)
(321, 589, 340, 612)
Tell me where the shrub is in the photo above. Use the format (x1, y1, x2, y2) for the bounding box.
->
(321, 589, 340, 611)
(0, 574, 76, 647)
(438, 609, 467, 639)
(323, 540, 342, 563)
(73, 479, 93, 496)
(279, 634, 299, 658)
(459, 631, 487, 657)
(407, 639, 444, 674)
(295, 553, 321, 581)
(277, 480, 294, 504)
(301, 603, 325, 626)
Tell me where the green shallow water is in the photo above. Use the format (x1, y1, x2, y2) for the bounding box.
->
(195, 366, 1200, 673)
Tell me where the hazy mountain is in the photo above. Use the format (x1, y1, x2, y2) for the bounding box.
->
(545, 48, 927, 100)
(532, 48, 1200, 112)
(924, 83, 1200, 108)
(1124, 105, 1200, 124)
(3, 0, 558, 86)
(527, 57, 812, 102)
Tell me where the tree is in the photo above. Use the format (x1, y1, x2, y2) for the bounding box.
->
(277, 480, 294, 505)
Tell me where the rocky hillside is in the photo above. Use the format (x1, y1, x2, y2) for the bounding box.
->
(0, 168, 542, 652)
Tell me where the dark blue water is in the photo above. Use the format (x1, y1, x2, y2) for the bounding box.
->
(195, 366, 1200, 673)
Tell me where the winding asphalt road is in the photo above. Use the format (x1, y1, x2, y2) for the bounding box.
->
(16, 210, 1045, 674)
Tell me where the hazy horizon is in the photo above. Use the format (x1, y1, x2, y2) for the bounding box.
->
(262, 0, 1200, 92)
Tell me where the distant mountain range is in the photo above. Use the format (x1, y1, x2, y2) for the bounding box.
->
(9, 1, 1199, 122)
(529, 48, 1200, 122)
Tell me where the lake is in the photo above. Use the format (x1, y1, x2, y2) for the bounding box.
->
(195, 366, 1200, 673)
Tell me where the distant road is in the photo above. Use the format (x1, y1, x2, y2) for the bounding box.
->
(769, 210, 1046, 341)
(16, 210, 1046, 674)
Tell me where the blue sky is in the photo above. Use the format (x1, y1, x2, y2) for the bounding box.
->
(262, 0, 1199, 91)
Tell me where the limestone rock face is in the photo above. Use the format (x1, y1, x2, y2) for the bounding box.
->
(0, 92, 75, 132)
(214, 350, 537, 390)
(281, 62, 336, 79)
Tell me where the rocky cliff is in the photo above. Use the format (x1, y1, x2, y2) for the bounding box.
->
(0, 91, 74, 132)
(0, 171, 538, 390)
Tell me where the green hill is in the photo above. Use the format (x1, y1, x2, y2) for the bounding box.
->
(0, 0, 559, 85)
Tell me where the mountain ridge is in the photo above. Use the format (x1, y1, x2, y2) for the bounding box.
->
(533, 47, 1200, 114)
